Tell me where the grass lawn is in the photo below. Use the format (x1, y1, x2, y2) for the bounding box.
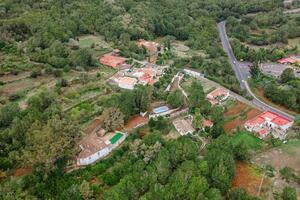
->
(231, 132, 264, 151)
(279, 140, 300, 156)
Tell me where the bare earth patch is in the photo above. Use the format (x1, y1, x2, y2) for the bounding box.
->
(232, 162, 263, 197)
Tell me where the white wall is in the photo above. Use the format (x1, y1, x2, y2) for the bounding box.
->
(77, 133, 128, 166)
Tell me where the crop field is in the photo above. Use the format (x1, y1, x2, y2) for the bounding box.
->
(252, 140, 300, 172)
(232, 162, 268, 198)
(224, 101, 262, 133)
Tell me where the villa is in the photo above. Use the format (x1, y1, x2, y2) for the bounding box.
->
(206, 88, 230, 105)
(244, 111, 293, 139)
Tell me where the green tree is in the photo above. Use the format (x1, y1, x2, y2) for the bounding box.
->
(189, 81, 205, 109)
(167, 90, 184, 108)
(233, 140, 250, 161)
(281, 186, 297, 200)
(193, 108, 203, 130)
(281, 68, 295, 83)
(102, 107, 124, 132)
(22, 116, 79, 170)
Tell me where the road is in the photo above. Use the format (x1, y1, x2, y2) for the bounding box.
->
(217, 21, 295, 120)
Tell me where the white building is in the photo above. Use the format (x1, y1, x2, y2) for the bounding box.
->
(77, 132, 127, 166)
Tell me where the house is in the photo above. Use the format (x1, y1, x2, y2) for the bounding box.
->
(83, 118, 105, 136)
(278, 56, 300, 65)
(206, 88, 230, 105)
(77, 132, 127, 166)
(278, 57, 295, 65)
(173, 117, 195, 136)
(244, 111, 293, 139)
(203, 119, 214, 128)
(118, 77, 137, 90)
(99, 53, 126, 69)
(137, 39, 161, 63)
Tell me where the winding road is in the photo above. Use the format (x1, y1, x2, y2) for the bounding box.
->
(217, 21, 295, 120)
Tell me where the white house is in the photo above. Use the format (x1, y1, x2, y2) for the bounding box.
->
(77, 132, 127, 166)
(118, 77, 137, 90)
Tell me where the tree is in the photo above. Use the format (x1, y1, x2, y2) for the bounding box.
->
(295, 115, 300, 127)
(134, 85, 153, 112)
(186, 176, 209, 199)
(79, 180, 92, 199)
(22, 116, 79, 170)
(250, 62, 261, 79)
(229, 188, 257, 200)
(205, 188, 222, 200)
(102, 107, 124, 132)
(189, 81, 205, 109)
(193, 108, 203, 130)
(167, 90, 184, 109)
(71, 49, 93, 68)
(0, 103, 20, 128)
(233, 140, 250, 161)
(281, 68, 295, 83)
(281, 186, 297, 200)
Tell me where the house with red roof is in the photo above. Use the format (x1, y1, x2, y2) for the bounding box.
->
(99, 53, 126, 69)
(206, 88, 230, 105)
(245, 111, 293, 139)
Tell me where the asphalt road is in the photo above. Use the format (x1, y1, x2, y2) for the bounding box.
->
(217, 21, 295, 120)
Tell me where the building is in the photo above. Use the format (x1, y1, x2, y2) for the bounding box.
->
(203, 119, 214, 129)
(173, 117, 195, 136)
(118, 77, 137, 90)
(83, 118, 105, 136)
(278, 56, 300, 65)
(244, 111, 293, 139)
(206, 88, 230, 105)
(77, 132, 127, 166)
(137, 39, 161, 63)
(100, 53, 126, 69)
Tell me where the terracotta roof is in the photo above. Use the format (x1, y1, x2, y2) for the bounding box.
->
(245, 116, 265, 127)
(278, 58, 295, 64)
(260, 111, 279, 121)
(100, 54, 126, 68)
(258, 128, 270, 135)
(83, 118, 103, 135)
(78, 133, 108, 159)
(118, 77, 137, 86)
(207, 88, 229, 99)
(203, 119, 214, 128)
(137, 39, 159, 55)
(271, 115, 292, 126)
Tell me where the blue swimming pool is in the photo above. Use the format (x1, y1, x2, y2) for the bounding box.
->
(153, 106, 169, 114)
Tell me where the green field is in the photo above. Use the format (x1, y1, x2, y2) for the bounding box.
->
(231, 132, 264, 151)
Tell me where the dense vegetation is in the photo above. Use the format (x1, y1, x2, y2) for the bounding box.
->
(1, 0, 299, 199)
(227, 10, 300, 62)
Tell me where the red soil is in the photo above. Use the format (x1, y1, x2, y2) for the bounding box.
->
(12, 167, 32, 177)
(225, 102, 248, 116)
(124, 115, 148, 130)
(224, 108, 262, 133)
(232, 162, 262, 196)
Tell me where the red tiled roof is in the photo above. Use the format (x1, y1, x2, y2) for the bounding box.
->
(271, 116, 291, 126)
(207, 88, 229, 99)
(100, 54, 126, 68)
(260, 111, 279, 121)
(277, 57, 295, 64)
(203, 119, 213, 128)
(258, 128, 270, 135)
(245, 116, 265, 127)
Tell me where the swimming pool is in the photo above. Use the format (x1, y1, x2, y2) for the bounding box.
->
(153, 106, 169, 114)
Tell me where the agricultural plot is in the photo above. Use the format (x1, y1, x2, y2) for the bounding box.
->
(224, 101, 262, 133)
(251, 140, 300, 197)
(78, 35, 112, 58)
(171, 41, 206, 59)
(232, 162, 269, 198)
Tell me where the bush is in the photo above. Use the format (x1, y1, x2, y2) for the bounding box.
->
(30, 69, 42, 78)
